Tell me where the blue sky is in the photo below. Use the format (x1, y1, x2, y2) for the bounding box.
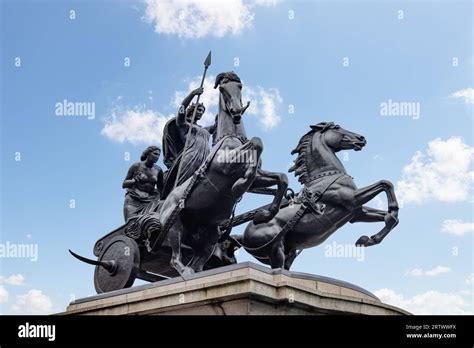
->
(0, 0, 472, 314)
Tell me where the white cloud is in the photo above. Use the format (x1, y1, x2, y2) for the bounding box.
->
(0, 274, 25, 286)
(396, 137, 474, 206)
(425, 265, 451, 276)
(405, 268, 423, 277)
(247, 87, 282, 130)
(12, 289, 53, 314)
(368, 195, 385, 210)
(174, 75, 283, 130)
(451, 88, 474, 104)
(102, 75, 284, 145)
(375, 288, 471, 315)
(144, 0, 280, 39)
(405, 265, 451, 277)
(101, 108, 173, 145)
(441, 219, 474, 236)
(0, 286, 8, 304)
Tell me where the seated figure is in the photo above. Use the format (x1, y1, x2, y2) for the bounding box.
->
(122, 146, 164, 222)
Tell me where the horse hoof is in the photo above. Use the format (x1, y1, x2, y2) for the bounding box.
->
(355, 235, 370, 247)
(181, 267, 195, 276)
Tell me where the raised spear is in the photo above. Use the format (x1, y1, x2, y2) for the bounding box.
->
(174, 51, 212, 189)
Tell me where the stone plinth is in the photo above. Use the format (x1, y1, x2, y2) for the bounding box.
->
(64, 262, 410, 315)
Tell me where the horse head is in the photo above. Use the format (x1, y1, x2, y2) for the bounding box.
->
(311, 122, 366, 152)
(290, 122, 367, 184)
(214, 71, 250, 124)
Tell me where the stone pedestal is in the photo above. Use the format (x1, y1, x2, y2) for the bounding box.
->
(64, 262, 409, 315)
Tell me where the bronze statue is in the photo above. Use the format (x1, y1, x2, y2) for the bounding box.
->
(161, 87, 217, 198)
(162, 87, 205, 169)
(152, 70, 287, 276)
(235, 122, 399, 269)
(122, 145, 163, 222)
(70, 53, 399, 294)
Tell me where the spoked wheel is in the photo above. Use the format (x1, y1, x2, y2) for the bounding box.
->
(94, 235, 140, 294)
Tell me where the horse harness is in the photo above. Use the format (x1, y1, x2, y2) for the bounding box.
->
(239, 171, 347, 253)
(145, 135, 247, 252)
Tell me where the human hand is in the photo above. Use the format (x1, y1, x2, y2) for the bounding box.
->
(134, 172, 147, 183)
(193, 87, 204, 96)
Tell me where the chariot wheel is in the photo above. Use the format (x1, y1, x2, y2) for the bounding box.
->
(94, 235, 140, 294)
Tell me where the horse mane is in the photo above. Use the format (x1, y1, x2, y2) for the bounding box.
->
(289, 129, 314, 184)
(289, 122, 336, 183)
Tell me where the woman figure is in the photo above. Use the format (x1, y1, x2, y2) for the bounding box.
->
(161, 87, 216, 196)
(175, 100, 213, 186)
(122, 146, 164, 222)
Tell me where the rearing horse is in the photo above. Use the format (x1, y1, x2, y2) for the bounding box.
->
(155, 72, 288, 276)
(238, 122, 399, 269)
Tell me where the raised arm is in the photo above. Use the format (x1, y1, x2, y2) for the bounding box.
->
(177, 87, 204, 125)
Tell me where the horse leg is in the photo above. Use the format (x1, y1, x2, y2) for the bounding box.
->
(189, 225, 219, 272)
(268, 238, 286, 269)
(353, 181, 399, 247)
(350, 206, 386, 223)
(355, 180, 399, 215)
(350, 206, 388, 246)
(168, 217, 194, 276)
(284, 248, 299, 270)
(251, 169, 288, 224)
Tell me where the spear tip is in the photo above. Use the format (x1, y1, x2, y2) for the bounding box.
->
(204, 51, 212, 67)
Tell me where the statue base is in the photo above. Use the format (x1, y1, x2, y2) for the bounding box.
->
(64, 262, 409, 315)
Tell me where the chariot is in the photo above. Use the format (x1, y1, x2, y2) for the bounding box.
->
(69, 215, 236, 293)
